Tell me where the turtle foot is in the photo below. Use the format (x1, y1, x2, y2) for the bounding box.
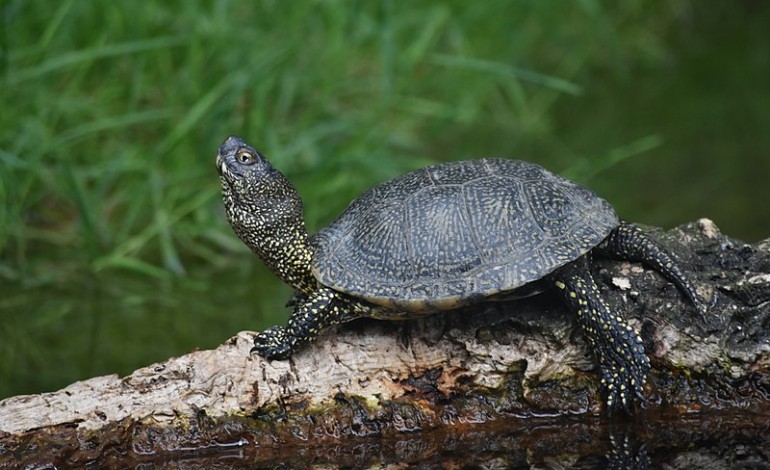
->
(601, 362, 648, 414)
(251, 326, 295, 360)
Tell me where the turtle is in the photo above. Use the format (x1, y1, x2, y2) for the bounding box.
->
(216, 135, 704, 412)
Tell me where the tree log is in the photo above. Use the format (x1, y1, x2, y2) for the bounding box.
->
(1, 219, 769, 468)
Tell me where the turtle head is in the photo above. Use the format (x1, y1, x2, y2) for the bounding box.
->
(216, 136, 274, 199)
(217, 135, 315, 294)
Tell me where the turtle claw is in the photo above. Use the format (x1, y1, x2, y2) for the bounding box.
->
(251, 326, 295, 360)
(601, 364, 647, 415)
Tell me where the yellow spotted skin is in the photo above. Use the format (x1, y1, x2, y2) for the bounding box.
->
(219, 154, 316, 296)
(601, 223, 705, 317)
(251, 287, 354, 359)
(555, 258, 650, 412)
(216, 136, 704, 412)
(217, 136, 372, 358)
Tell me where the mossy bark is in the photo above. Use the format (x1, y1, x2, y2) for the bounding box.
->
(1, 219, 769, 468)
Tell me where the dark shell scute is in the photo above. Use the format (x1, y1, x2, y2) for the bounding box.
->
(405, 184, 484, 280)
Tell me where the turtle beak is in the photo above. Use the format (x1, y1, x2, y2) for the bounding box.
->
(215, 153, 225, 176)
(216, 153, 239, 184)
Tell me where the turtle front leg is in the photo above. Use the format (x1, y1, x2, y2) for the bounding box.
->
(554, 257, 651, 412)
(252, 287, 352, 360)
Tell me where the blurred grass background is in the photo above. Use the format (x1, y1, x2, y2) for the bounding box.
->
(1, 0, 768, 399)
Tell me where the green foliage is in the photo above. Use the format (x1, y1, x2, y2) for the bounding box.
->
(0, 0, 690, 275)
(1, 0, 768, 398)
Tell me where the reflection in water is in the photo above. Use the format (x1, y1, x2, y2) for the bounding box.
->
(606, 427, 649, 470)
(26, 410, 762, 469)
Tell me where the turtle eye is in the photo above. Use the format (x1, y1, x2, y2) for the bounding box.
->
(237, 150, 256, 165)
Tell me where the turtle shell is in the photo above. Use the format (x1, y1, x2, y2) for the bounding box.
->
(312, 158, 619, 312)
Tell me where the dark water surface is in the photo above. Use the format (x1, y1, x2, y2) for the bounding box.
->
(0, 265, 289, 399)
(48, 410, 765, 469)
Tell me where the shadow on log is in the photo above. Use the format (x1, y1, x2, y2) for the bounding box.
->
(1, 219, 769, 468)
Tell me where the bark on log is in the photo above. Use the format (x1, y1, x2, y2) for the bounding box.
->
(1, 219, 769, 468)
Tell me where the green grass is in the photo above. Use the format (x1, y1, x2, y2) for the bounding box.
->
(1, 0, 769, 399)
(0, 1, 686, 270)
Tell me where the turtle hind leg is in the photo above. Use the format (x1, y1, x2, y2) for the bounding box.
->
(601, 222, 706, 316)
(554, 257, 650, 413)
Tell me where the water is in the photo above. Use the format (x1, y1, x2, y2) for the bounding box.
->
(0, 264, 289, 399)
(8, 410, 766, 468)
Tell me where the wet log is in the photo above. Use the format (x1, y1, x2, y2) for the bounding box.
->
(1, 218, 769, 468)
